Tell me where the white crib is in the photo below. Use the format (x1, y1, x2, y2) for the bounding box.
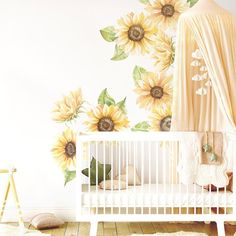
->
(76, 132, 236, 236)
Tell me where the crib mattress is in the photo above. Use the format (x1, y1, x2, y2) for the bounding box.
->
(81, 184, 233, 207)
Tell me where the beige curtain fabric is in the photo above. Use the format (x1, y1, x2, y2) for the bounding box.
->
(171, 11, 236, 132)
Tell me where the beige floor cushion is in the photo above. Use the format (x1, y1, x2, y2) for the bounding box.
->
(30, 213, 64, 230)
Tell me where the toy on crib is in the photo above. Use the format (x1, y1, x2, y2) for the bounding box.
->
(99, 180, 127, 190)
(81, 157, 111, 185)
(99, 165, 141, 190)
(114, 165, 141, 185)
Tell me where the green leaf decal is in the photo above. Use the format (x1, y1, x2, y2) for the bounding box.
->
(111, 45, 128, 61)
(187, 0, 199, 7)
(133, 65, 147, 84)
(98, 88, 116, 106)
(64, 169, 76, 186)
(139, 0, 150, 4)
(100, 26, 117, 42)
(116, 97, 127, 114)
(131, 121, 150, 132)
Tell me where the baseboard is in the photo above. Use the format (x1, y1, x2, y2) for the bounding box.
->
(1, 207, 76, 222)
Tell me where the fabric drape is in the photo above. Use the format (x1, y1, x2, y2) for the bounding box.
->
(171, 9, 236, 187)
(171, 11, 236, 132)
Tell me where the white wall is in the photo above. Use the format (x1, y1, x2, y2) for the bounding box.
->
(0, 0, 235, 221)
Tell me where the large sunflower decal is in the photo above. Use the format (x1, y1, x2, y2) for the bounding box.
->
(134, 72, 172, 111)
(149, 104, 172, 131)
(85, 89, 129, 132)
(152, 31, 175, 72)
(145, 0, 189, 29)
(51, 129, 76, 170)
(52, 88, 83, 123)
(116, 12, 157, 55)
(85, 104, 129, 132)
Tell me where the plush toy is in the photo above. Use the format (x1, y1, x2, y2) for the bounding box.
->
(115, 165, 141, 185)
(99, 180, 127, 190)
(82, 157, 111, 185)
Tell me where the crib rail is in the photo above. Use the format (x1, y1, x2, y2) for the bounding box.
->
(76, 132, 235, 219)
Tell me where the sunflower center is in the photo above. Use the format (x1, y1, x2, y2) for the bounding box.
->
(128, 25, 145, 42)
(98, 117, 114, 132)
(150, 86, 164, 99)
(65, 142, 76, 158)
(161, 4, 175, 17)
(160, 115, 171, 131)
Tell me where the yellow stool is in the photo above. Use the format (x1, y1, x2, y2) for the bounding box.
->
(0, 168, 24, 228)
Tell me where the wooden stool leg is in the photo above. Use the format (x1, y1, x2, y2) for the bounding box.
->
(9, 174, 24, 228)
(0, 179, 11, 222)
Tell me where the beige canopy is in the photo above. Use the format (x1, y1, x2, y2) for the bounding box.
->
(171, 0, 236, 132)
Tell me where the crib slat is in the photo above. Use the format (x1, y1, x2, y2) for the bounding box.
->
(149, 141, 151, 214)
(126, 141, 129, 215)
(216, 187, 219, 214)
(201, 185, 204, 215)
(103, 141, 106, 215)
(170, 142, 176, 214)
(133, 141, 136, 214)
(88, 142, 91, 214)
(194, 181, 197, 215)
(163, 141, 166, 215)
(209, 182, 211, 215)
(118, 141, 121, 215)
(224, 186, 227, 215)
(76, 138, 83, 216)
(187, 183, 189, 214)
(141, 141, 144, 215)
(95, 141, 98, 215)
(110, 141, 113, 214)
(156, 142, 159, 215)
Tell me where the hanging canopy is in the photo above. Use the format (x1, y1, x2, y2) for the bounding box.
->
(171, 0, 236, 132)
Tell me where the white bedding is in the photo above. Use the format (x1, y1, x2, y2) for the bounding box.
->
(81, 184, 233, 207)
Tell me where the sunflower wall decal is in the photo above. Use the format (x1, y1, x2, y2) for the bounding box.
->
(51, 129, 76, 170)
(52, 88, 129, 185)
(85, 88, 129, 132)
(134, 71, 173, 111)
(52, 88, 84, 185)
(145, 0, 189, 29)
(149, 104, 172, 131)
(152, 31, 175, 72)
(52, 88, 83, 123)
(51, 0, 199, 185)
(99, 0, 198, 132)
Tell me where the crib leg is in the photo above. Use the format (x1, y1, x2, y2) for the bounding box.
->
(90, 220, 98, 236)
(217, 220, 225, 236)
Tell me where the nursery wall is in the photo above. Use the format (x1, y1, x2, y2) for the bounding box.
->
(0, 0, 235, 221)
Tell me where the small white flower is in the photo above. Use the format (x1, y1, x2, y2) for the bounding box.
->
(196, 87, 207, 96)
(205, 80, 212, 87)
(191, 60, 201, 67)
(200, 66, 208, 72)
(201, 72, 208, 79)
(192, 49, 202, 59)
(192, 74, 206, 81)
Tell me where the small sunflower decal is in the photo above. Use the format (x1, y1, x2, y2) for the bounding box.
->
(152, 31, 175, 72)
(85, 104, 129, 132)
(134, 72, 172, 111)
(52, 88, 83, 123)
(116, 12, 157, 55)
(51, 129, 76, 170)
(149, 104, 172, 131)
(145, 0, 189, 29)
